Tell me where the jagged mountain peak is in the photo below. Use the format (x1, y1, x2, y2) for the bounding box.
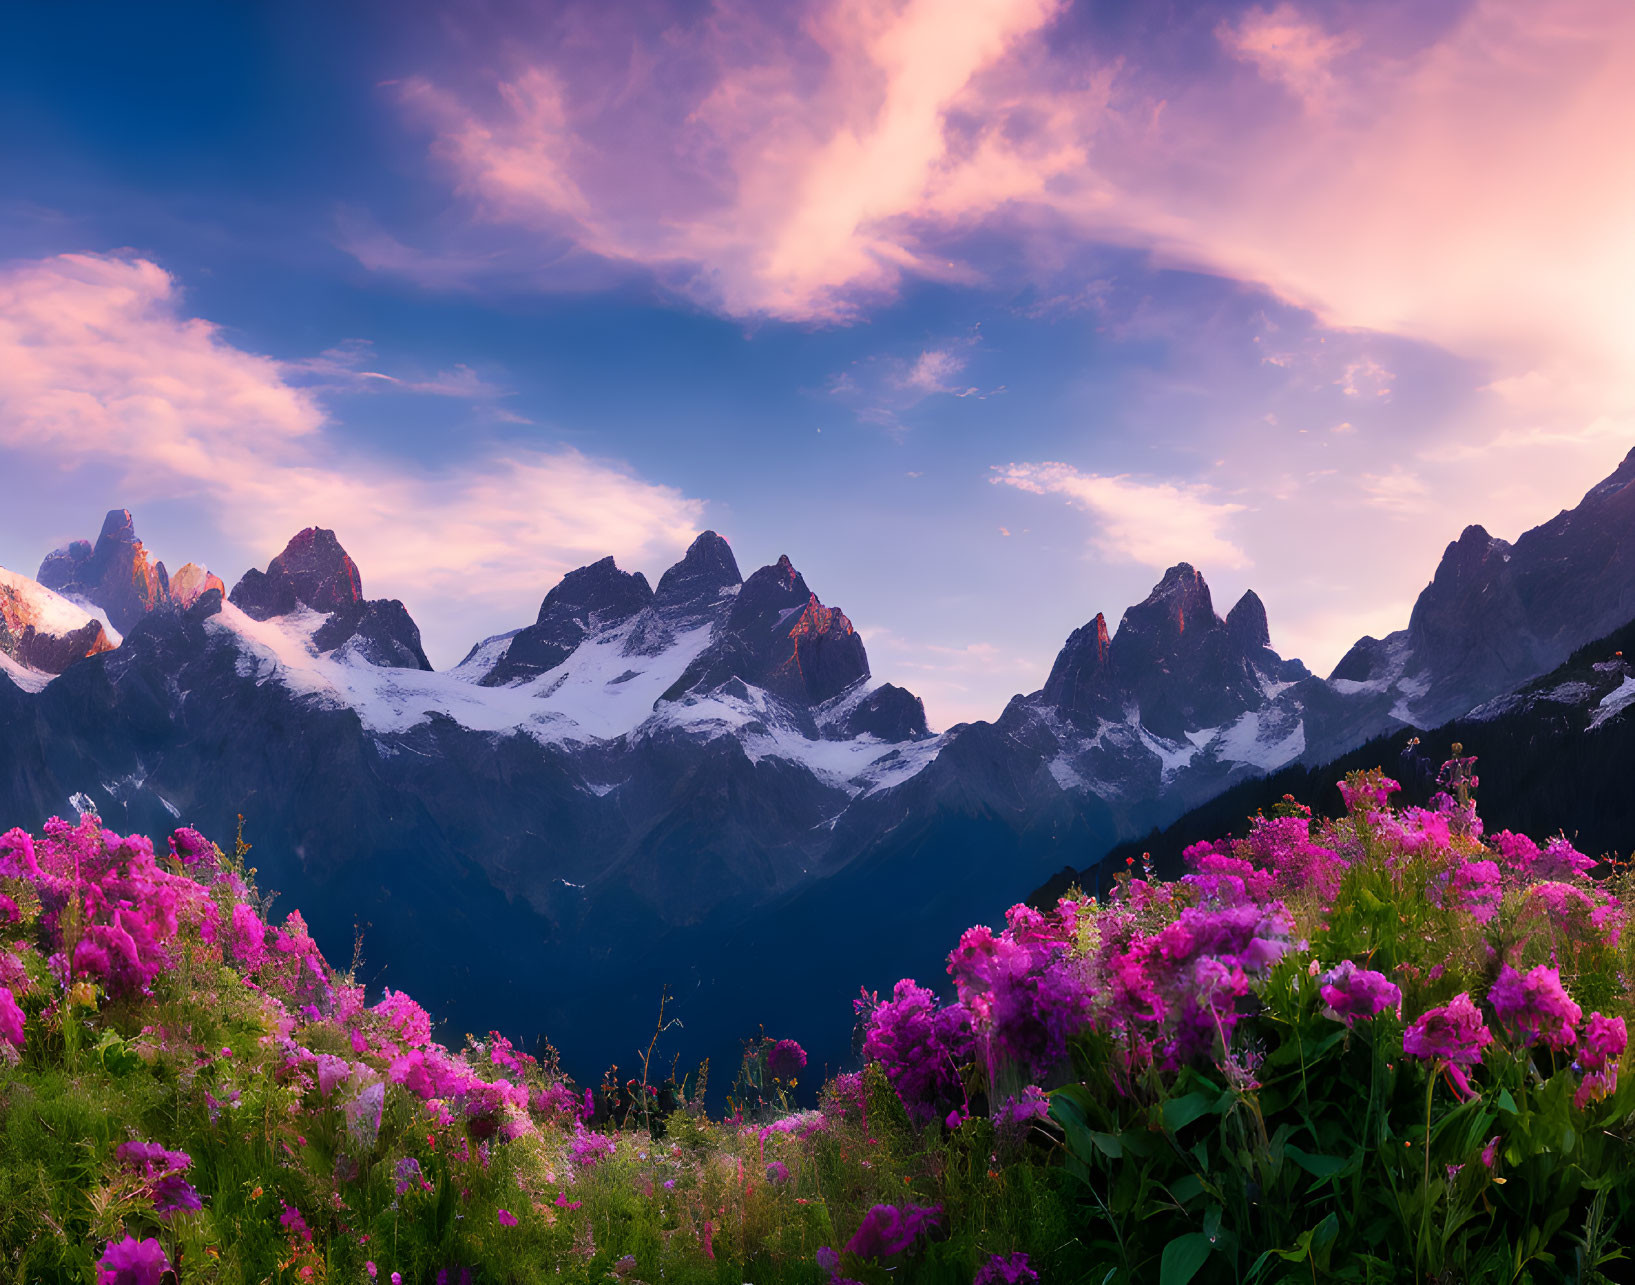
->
(37, 508, 198, 634)
(1041, 612, 1111, 715)
(654, 531, 742, 611)
(229, 528, 429, 671)
(1226, 590, 1270, 651)
(536, 556, 653, 625)
(230, 527, 362, 621)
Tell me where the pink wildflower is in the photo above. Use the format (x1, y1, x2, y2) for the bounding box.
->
(1488, 965, 1581, 1050)
(0, 987, 24, 1050)
(1577, 1013, 1628, 1072)
(1403, 993, 1493, 1068)
(96, 1235, 171, 1285)
(1319, 962, 1403, 1026)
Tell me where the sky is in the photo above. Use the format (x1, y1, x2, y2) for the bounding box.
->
(1, 0, 1631, 729)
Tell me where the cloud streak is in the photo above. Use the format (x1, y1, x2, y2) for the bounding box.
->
(992, 463, 1251, 572)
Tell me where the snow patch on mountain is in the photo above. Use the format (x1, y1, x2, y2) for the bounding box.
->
(0, 649, 51, 693)
(212, 602, 724, 744)
(1211, 707, 1307, 771)
(0, 569, 109, 638)
(1590, 675, 1635, 729)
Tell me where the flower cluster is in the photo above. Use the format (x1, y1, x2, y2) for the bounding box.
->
(843, 1202, 943, 1259)
(1319, 962, 1402, 1026)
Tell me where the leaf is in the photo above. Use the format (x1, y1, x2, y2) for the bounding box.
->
(1163, 1092, 1216, 1132)
(1161, 1233, 1214, 1285)
(1169, 1173, 1203, 1204)
(1089, 1131, 1124, 1159)
(1498, 1088, 1519, 1115)
(1284, 1144, 1349, 1180)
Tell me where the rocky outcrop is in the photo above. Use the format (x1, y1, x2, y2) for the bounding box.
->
(230, 529, 431, 671)
(660, 554, 869, 705)
(167, 563, 227, 610)
(0, 569, 116, 674)
(38, 509, 171, 633)
(481, 557, 653, 686)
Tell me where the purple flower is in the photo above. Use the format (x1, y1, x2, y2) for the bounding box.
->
(816, 1247, 840, 1272)
(1488, 965, 1581, 1050)
(395, 1156, 427, 1195)
(498, 1208, 518, 1226)
(1403, 993, 1493, 1067)
(0, 987, 24, 1050)
(1319, 961, 1403, 1026)
(766, 1159, 790, 1184)
(863, 980, 975, 1126)
(844, 1202, 943, 1259)
(1447, 860, 1503, 924)
(152, 1171, 202, 1217)
(1577, 1012, 1628, 1072)
(974, 1252, 1041, 1285)
(96, 1236, 171, 1285)
(346, 1081, 385, 1151)
(768, 1038, 807, 1081)
(279, 1202, 311, 1242)
(116, 1141, 191, 1177)
(570, 1124, 617, 1168)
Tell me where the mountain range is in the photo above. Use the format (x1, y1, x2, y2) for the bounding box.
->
(3, 447, 1635, 1085)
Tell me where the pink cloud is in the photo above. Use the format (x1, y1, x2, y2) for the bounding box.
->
(0, 253, 707, 665)
(992, 463, 1251, 571)
(381, 0, 1088, 319)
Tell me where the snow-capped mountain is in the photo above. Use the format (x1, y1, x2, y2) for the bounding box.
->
(2, 446, 1635, 1083)
(0, 567, 117, 686)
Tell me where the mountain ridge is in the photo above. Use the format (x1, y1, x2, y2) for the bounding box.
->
(2, 447, 1634, 1082)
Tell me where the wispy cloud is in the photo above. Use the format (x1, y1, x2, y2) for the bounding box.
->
(992, 463, 1251, 571)
(0, 252, 706, 662)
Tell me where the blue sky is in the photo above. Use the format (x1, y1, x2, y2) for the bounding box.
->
(1, 0, 1629, 726)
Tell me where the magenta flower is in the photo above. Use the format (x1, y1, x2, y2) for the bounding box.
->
(1319, 961, 1403, 1026)
(974, 1252, 1041, 1285)
(844, 1203, 943, 1259)
(1577, 1012, 1628, 1072)
(766, 1159, 790, 1184)
(570, 1124, 617, 1167)
(498, 1208, 518, 1226)
(863, 979, 975, 1126)
(1488, 965, 1581, 1050)
(1404, 993, 1493, 1067)
(768, 1038, 807, 1080)
(1447, 861, 1503, 924)
(0, 987, 24, 1050)
(96, 1235, 171, 1285)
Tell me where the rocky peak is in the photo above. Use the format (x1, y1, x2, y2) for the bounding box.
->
(1581, 445, 1635, 505)
(230, 528, 362, 621)
(728, 556, 814, 637)
(37, 508, 170, 633)
(1041, 613, 1112, 716)
(654, 531, 742, 612)
(231, 529, 429, 671)
(536, 556, 653, 626)
(1226, 590, 1270, 652)
(480, 557, 653, 686)
(168, 563, 227, 610)
(1118, 563, 1215, 644)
